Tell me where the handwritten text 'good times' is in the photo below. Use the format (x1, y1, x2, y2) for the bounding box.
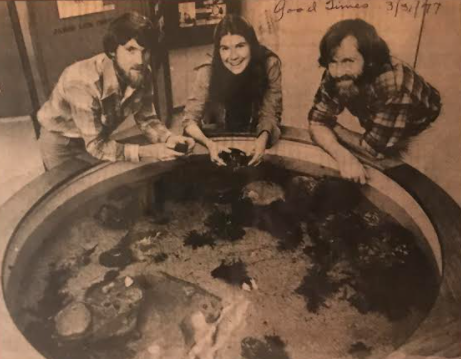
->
(273, 0, 442, 22)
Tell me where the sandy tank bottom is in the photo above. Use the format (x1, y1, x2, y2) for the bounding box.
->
(14, 164, 440, 359)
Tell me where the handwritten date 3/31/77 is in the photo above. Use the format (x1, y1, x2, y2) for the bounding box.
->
(386, 0, 442, 18)
(273, 0, 442, 22)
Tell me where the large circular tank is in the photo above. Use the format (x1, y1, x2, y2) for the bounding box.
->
(1, 127, 460, 359)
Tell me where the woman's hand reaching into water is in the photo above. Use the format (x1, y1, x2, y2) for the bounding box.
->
(184, 124, 230, 166)
(248, 132, 269, 166)
(206, 140, 231, 166)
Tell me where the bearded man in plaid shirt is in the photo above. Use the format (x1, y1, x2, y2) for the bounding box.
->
(37, 12, 194, 170)
(308, 19, 441, 184)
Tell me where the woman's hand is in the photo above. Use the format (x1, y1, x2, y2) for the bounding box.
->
(248, 132, 269, 166)
(166, 135, 195, 153)
(206, 140, 231, 166)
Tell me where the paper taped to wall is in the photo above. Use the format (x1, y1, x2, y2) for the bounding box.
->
(57, 0, 115, 20)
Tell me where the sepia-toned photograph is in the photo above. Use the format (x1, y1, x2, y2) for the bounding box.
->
(0, 1, 460, 359)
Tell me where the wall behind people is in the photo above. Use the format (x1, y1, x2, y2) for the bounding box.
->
(170, 44, 212, 108)
(0, 2, 33, 118)
(403, 0, 461, 205)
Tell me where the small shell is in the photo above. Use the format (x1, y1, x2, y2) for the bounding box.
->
(242, 283, 252, 292)
(250, 278, 258, 290)
(125, 276, 134, 287)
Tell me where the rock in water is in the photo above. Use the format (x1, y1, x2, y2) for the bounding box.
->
(219, 148, 250, 170)
(211, 260, 252, 287)
(241, 336, 290, 359)
(204, 211, 246, 242)
(132, 272, 223, 357)
(289, 176, 322, 197)
(55, 302, 92, 340)
(99, 245, 134, 269)
(84, 277, 144, 341)
(184, 230, 217, 249)
(242, 181, 285, 206)
(94, 204, 128, 229)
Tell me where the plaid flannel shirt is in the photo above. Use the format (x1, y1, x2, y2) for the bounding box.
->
(38, 53, 171, 162)
(308, 58, 441, 154)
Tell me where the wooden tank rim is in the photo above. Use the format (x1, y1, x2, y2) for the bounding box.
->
(0, 126, 460, 359)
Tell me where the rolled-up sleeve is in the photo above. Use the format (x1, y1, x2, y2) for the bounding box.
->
(182, 64, 212, 130)
(308, 72, 344, 128)
(65, 84, 139, 162)
(134, 84, 172, 144)
(257, 56, 283, 147)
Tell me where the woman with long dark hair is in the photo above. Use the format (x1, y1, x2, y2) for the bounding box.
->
(182, 14, 283, 166)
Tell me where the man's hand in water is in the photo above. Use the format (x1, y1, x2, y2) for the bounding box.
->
(139, 143, 184, 161)
(166, 135, 195, 153)
(205, 140, 231, 166)
(310, 124, 368, 184)
(248, 132, 269, 166)
(336, 149, 368, 184)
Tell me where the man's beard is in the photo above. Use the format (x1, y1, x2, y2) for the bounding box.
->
(114, 61, 146, 89)
(335, 75, 360, 103)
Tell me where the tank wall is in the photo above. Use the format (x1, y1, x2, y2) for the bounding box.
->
(4, 147, 443, 315)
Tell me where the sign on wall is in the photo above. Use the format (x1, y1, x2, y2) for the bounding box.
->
(57, 0, 115, 19)
(163, 0, 240, 48)
(178, 0, 226, 28)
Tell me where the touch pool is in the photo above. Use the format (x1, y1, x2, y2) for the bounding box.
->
(1, 128, 460, 359)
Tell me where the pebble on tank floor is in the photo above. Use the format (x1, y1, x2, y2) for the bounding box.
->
(15, 150, 440, 359)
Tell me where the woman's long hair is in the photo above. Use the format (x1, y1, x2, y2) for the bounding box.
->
(208, 15, 270, 109)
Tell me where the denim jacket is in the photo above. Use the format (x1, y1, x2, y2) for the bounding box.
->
(182, 48, 283, 146)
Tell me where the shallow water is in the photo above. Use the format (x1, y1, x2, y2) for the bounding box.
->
(17, 162, 440, 359)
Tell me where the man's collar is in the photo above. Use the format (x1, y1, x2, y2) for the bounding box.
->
(101, 55, 120, 100)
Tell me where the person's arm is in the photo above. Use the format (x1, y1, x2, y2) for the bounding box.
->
(67, 84, 181, 162)
(182, 64, 210, 141)
(359, 64, 418, 158)
(360, 99, 411, 158)
(308, 75, 367, 184)
(134, 104, 172, 144)
(249, 56, 283, 166)
(310, 124, 368, 184)
(256, 56, 283, 146)
(182, 65, 230, 166)
(135, 84, 194, 154)
(333, 123, 384, 160)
